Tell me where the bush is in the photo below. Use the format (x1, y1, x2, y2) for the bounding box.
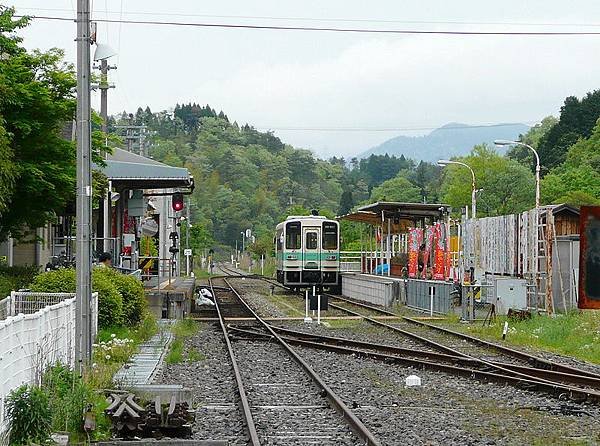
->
(95, 268, 146, 326)
(42, 364, 111, 440)
(30, 268, 124, 328)
(5, 384, 52, 445)
(0, 264, 40, 297)
(92, 273, 124, 328)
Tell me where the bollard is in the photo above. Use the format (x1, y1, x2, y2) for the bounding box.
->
(429, 285, 435, 317)
(317, 294, 321, 325)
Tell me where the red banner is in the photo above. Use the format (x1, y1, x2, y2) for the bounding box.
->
(433, 223, 446, 280)
(407, 228, 422, 278)
(422, 226, 435, 278)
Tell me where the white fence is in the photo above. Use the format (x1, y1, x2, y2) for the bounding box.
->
(0, 292, 98, 427)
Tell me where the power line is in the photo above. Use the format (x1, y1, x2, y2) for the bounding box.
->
(254, 122, 536, 132)
(14, 15, 600, 36)
(13, 6, 600, 28)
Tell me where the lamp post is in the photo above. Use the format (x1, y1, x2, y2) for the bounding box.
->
(437, 159, 477, 219)
(494, 140, 540, 209)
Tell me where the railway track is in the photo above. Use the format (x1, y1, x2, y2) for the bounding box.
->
(212, 266, 600, 404)
(208, 276, 381, 445)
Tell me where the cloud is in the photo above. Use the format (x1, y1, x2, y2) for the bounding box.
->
(192, 34, 600, 156)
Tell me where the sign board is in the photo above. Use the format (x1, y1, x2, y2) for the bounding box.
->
(141, 218, 159, 236)
(128, 189, 145, 217)
(579, 206, 600, 309)
(245, 229, 252, 238)
(184, 249, 192, 256)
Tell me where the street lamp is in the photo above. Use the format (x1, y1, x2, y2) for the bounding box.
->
(494, 140, 540, 209)
(438, 159, 477, 219)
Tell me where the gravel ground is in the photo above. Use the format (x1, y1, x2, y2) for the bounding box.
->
(154, 322, 247, 445)
(232, 339, 362, 445)
(293, 343, 600, 445)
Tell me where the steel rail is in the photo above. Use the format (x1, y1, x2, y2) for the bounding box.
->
(320, 300, 600, 396)
(226, 325, 600, 404)
(331, 294, 600, 379)
(228, 324, 600, 391)
(208, 278, 260, 446)
(222, 277, 382, 446)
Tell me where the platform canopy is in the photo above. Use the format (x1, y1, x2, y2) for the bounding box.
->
(98, 148, 194, 191)
(337, 201, 450, 232)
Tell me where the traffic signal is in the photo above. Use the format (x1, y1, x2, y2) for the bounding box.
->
(172, 192, 184, 212)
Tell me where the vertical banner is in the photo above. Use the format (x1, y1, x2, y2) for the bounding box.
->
(433, 223, 446, 280)
(422, 226, 435, 279)
(579, 206, 600, 309)
(407, 228, 422, 278)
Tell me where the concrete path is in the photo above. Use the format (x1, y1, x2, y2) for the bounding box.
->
(113, 320, 172, 386)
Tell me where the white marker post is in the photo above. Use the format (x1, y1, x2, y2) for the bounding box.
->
(304, 289, 312, 323)
(317, 294, 321, 325)
(429, 285, 435, 317)
(261, 255, 264, 276)
(502, 321, 509, 340)
(312, 285, 316, 317)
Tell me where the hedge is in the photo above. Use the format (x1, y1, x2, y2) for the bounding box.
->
(29, 268, 125, 329)
(0, 265, 40, 297)
(94, 268, 146, 326)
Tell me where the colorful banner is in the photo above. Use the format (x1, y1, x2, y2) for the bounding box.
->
(433, 223, 446, 280)
(422, 226, 435, 278)
(407, 228, 422, 278)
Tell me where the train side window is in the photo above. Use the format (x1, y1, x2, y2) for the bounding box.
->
(322, 222, 338, 250)
(306, 232, 318, 250)
(285, 222, 301, 249)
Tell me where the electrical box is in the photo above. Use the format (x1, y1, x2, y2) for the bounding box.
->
(493, 278, 528, 315)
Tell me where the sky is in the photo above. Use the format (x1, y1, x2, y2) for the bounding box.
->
(7, 1, 600, 158)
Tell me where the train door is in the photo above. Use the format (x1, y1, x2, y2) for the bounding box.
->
(302, 226, 321, 283)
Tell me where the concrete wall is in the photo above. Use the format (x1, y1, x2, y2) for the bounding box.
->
(341, 273, 400, 307)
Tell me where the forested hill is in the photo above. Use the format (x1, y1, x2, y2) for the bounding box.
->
(111, 104, 442, 251)
(359, 122, 529, 162)
(110, 88, 600, 254)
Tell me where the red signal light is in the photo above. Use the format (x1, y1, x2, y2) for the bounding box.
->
(172, 192, 184, 212)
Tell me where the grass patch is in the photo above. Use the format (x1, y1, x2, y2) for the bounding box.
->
(323, 318, 363, 329)
(166, 319, 202, 364)
(442, 310, 600, 364)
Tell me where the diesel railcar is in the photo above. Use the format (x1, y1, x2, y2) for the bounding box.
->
(275, 214, 340, 290)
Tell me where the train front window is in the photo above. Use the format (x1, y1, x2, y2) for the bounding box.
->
(322, 222, 338, 250)
(306, 232, 318, 250)
(285, 222, 301, 249)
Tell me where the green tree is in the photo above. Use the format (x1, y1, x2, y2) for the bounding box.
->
(538, 91, 600, 170)
(441, 145, 535, 217)
(370, 175, 422, 203)
(507, 116, 558, 168)
(0, 8, 77, 239)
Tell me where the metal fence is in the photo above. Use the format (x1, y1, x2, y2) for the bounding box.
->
(405, 279, 455, 315)
(0, 292, 98, 429)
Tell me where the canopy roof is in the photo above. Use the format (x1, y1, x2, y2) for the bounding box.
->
(338, 201, 450, 231)
(98, 148, 194, 190)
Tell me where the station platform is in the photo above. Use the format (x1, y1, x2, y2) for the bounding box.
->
(145, 277, 196, 319)
(341, 272, 455, 314)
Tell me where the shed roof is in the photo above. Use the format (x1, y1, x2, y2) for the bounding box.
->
(338, 201, 450, 229)
(98, 148, 194, 190)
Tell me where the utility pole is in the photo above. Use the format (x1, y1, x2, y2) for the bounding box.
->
(97, 57, 115, 254)
(75, 0, 92, 372)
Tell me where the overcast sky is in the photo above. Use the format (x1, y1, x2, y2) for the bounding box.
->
(8, 0, 600, 157)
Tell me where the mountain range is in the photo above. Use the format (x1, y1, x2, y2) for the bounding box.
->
(358, 122, 530, 162)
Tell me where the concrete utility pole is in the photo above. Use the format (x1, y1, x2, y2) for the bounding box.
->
(75, 0, 93, 372)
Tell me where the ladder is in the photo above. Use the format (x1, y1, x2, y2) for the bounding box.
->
(528, 207, 554, 314)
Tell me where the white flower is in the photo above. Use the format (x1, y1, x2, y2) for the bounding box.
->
(111, 333, 116, 338)
(105, 354, 111, 360)
(92, 363, 97, 368)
